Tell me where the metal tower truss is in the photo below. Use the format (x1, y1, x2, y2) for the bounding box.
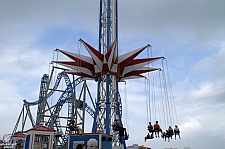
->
(99, 0, 117, 54)
(95, 0, 123, 147)
(96, 0, 112, 119)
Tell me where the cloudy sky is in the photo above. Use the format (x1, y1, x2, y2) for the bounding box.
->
(1, 0, 225, 149)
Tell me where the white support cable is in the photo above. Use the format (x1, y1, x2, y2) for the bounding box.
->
(158, 70, 167, 130)
(122, 81, 128, 132)
(164, 58, 178, 125)
(161, 59, 173, 127)
(145, 78, 149, 125)
(146, 46, 151, 123)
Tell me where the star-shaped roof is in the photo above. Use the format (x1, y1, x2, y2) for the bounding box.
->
(53, 39, 163, 81)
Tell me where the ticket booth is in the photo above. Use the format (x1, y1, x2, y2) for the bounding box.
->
(68, 132, 112, 149)
(24, 125, 56, 149)
(10, 132, 26, 149)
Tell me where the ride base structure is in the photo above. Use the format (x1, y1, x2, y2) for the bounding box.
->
(9, 1, 177, 149)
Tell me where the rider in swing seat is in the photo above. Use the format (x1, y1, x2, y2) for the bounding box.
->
(174, 125, 181, 139)
(69, 120, 80, 134)
(153, 121, 162, 138)
(147, 122, 154, 138)
(144, 133, 152, 141)
(167, 126, 174, 140)
(161, 130, 170, 142)
(112, 119, 129, 143)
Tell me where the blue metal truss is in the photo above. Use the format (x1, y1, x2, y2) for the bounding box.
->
(15, 70, 124, 148)
(45, 74, 84, 144)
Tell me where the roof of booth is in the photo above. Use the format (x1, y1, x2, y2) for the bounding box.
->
(25, 125, 56, 132)
(12, 133, 26, 138)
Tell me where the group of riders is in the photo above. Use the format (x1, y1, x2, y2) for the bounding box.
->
(68, 118, 128, 148)
(145, 121, 181, 142)
(68, 119, 180, 143)
(68, 118, 129, 144)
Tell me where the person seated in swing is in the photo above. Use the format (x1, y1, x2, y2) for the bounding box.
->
(112, 119, 121, 131)
(162, 130, 170, 142)
(119, 124, 128, 142)
(153, 121, 162, 138)
(147, 122, 154, 137)
(167, 126, 174, 139)
(161, 131, 167, 141)
(112, 119, 129, 142)
(120, 124, 129, 140)
(174, 125, 181, 139)
(69, 120, 79, 134)
(144, 133, 153, 142)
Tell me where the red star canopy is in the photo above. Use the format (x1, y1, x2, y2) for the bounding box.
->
(53, 39, 164, 81)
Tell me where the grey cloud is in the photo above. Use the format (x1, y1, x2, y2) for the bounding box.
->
(2, 0, 225, 46)
(0, 1, 98, 32)
(118, 0, 225, 45)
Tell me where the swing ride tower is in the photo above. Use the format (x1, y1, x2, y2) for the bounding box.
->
(54, 0, 164, 148)
(10, 1, 169, 149)
(92, 0, 119, 135)
(92, 0, 124, 146)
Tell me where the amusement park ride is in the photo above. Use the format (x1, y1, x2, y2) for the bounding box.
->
(8, 1, 178, 149)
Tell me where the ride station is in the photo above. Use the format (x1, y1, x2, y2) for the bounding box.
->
(8, 1, 178, 149)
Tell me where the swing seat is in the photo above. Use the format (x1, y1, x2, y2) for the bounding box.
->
(145, 136, 154, 142)
(125, 134, 129, 140)
(147, 129, 154, 133)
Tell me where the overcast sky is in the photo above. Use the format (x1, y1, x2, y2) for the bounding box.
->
(1, 1, 225, 149)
